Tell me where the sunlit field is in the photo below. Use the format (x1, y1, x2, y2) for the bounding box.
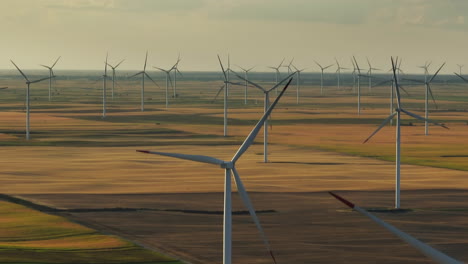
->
(1, 71, 468, 263)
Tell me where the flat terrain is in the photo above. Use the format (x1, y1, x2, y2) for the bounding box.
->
(1, 72, 468, 263)
(0, 198, 182, 263)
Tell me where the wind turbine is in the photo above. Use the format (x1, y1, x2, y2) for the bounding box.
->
(237, 65, 255, 104)
(172, 54, 182, 98)
(457, 64, 464, 76)
(214, 55, 245, 137)
(232, 70, 296, 162)
(11, 60, 54, 140)
(137, 78, 292, 264)
(282, 58, 294, 74)
(418, 61, 432, 82)
(102, 54, 109, 118)
(329, 192, 463, 264)
(292, 65, 305, 104)
(40, 56, 60, 101)
(268, 58, 285, 95)
(153, 59, 179, 109)
(363, 57, 448, 209)
(129, 51, 159, 111)
(314, 60, 333, 96)
(106, 58, 125, 100)
(366, 57, 380, 93)
(335, 58, 348, 90)
(404, 62, 445, 136)
(352, 56, 364, 115)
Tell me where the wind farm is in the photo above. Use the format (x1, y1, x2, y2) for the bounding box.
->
(2, 1, 468, 264)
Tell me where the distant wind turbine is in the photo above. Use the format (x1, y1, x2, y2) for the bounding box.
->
(137, 78, 292, 264)
(40, 56, 60, 101)
(102, 54, 109, 118)
(314, 61, 333, 96)
(153, 59, 179, 109)
(366, 57, 380, 93)
(106, 58, 125, 100)
(335, 58, 348, 90)
(237, 65, 255, 104)
(11, 60, 54, 140)
(268, 58, 285, 95)
(364, 57, 448, 209)
(292, 65, 305, 104)
(352, 56, 365, 115)
(404, 62, 445, 136)
(129, 51, 160, 111)
(329, 192, 463, 264)
(172, 54, 182, 98)
(232, 70, 296, 162)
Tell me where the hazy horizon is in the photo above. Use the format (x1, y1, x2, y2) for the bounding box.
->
(2, 0, 467, 74)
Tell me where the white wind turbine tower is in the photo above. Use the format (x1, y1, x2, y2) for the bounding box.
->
(292, 65, 305, 104)
(102, 54, 109, 118)
(137, 79, 292, 264)
(237, 65, 255, 105)
(352, 56, 364, 115)
(366, 57, 380, 93)
(268, 58, 285, 95)
(404, 62, 445, 136)
(40, 56, 60, 101)
(418, 61, 431, 83)
(11, 60, 54, 140)
(106, 58, 124, 100)
(314, 60, 333, 96)
(232, 70, 296, 162)
(364, 57, 448, 209)
(335, 58, 348, 90)
(329, 192, 463, 264)
(153, 59, 179, 109)
(129, 52, 159, 111)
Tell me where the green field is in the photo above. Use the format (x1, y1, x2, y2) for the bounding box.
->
(0, 200, 182, 264)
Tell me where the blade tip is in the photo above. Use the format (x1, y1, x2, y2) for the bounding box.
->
(329, 192, 355, 208)
(136, 150, 150, 154)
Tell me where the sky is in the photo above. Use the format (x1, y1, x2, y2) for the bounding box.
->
(1, 0, 468, 74)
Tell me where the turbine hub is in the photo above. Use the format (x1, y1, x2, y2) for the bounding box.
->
(220, 162, 233, 169)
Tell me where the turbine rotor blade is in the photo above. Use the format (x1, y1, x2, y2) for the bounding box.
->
(144, 51, 148, 71)
(428, 62, 445, 83)
(128, 72, 143, 78)
(212, 84, 225, 103)
(427, 83, 438, 109)
(51, 56, 61, 68)
(10, 60, 30, 82)
(144, 73, 160, 88)
(363, 112, 397, 144)
(231, 78, 293, 163)
(400, 109, 448, 129)
(267, 71, 296, 93)
(31, 76, 54, 84)
(136, 150, 224, 166)
(217, 55, 227, 81)
(329, 192, 462, 264)
(232, 167, 277, 264)
(115, 59, 125, 68)
(323, 64, 334, 70)
(232, 71, 265, 92)
(454, 72, 468, 83)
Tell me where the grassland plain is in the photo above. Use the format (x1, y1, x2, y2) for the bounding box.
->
(0, 199, 183, 263)
(1, 75, 468, 263)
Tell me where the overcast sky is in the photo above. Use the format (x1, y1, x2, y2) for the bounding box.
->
(1, 0, 467, 73)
